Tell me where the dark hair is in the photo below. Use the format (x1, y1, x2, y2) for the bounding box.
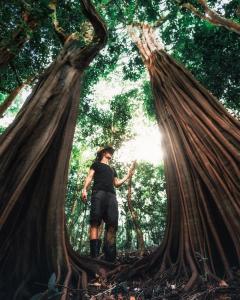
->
(94, 148, 114, 163)
(95, 151, 104, 162)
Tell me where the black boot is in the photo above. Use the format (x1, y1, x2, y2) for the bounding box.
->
(90, 239, 100, 258)
(104, 242, 117, 262)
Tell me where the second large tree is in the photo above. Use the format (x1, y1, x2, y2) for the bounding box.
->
(118, 24, 240, 290)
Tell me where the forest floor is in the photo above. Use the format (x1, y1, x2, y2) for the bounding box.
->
(86, 249, 240, 300)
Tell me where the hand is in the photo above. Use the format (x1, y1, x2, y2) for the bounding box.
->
(127, 169, 134, 178)
(82, 189, 87, 202)
(128, 161, 136, 178)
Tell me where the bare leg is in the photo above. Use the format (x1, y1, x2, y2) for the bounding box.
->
(89, 225, 99, 240)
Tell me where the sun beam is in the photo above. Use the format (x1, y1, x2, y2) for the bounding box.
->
(114, 120, 164, 166)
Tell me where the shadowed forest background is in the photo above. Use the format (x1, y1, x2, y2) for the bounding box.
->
(0, 0, 239, 299)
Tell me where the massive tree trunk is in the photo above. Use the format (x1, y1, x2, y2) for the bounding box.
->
(0, 1, 110, 299)
(119, 24, 240, 290)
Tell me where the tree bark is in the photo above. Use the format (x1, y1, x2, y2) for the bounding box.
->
(119, 24, 240, 291)
(0, 1, 110, 299)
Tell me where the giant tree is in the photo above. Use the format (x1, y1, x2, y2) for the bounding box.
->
(117, 23, 240, 290)
(0, 0, 111, 299)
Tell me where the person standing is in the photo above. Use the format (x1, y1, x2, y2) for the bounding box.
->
(82, 145, 134, 262)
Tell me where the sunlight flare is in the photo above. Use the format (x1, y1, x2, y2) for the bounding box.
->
(114, 123, 164, 166)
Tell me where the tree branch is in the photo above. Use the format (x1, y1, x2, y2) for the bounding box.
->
(180, 0, 240, 35)
(80, 0, 107, 45)
(74, 0, 107, 64)
(49, 0, 68, 45)
(153, 12, 174, 28)
(127, 161, 145, 256)
(181, 2, 205, 19)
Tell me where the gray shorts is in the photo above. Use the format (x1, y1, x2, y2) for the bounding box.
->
(89, 190, 118, 230)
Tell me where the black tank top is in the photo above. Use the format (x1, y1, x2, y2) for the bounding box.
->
(90, 161, 118, 194)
